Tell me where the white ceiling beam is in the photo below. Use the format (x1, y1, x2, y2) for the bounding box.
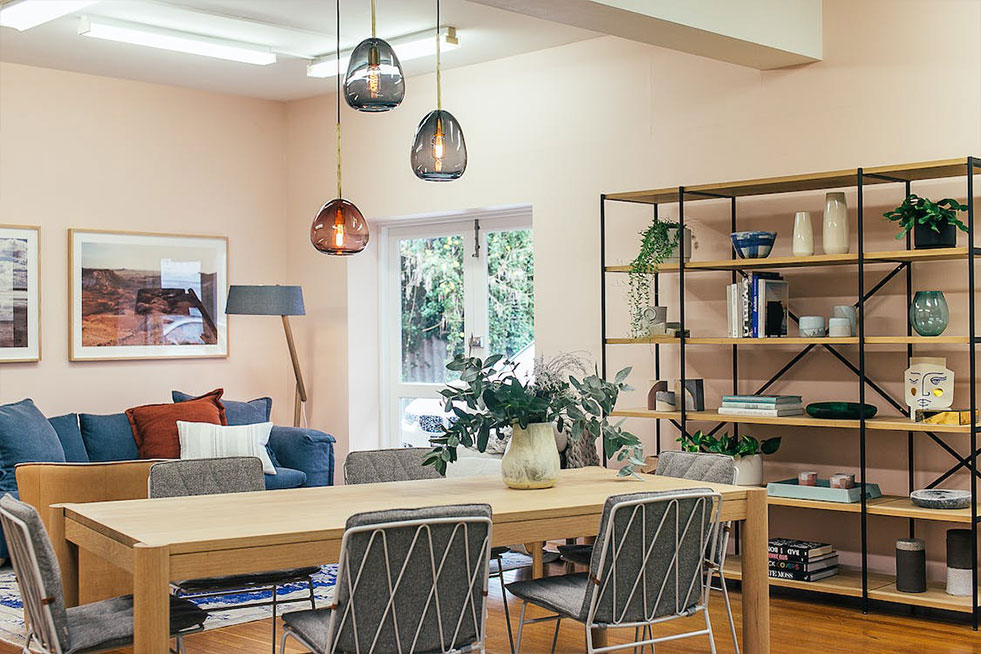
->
(467, 0, 822, 70)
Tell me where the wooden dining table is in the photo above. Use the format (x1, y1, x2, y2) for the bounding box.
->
(50, 466, 770, 653)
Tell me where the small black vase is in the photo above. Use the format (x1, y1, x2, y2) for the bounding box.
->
(914, 220, 957, 249)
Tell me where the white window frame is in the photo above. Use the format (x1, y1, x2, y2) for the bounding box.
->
(378, 206, 533, 448)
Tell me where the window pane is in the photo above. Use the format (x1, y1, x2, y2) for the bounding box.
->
(487, 229, 534, 361)
(398, 397, 450, 448)
(400, 235, 465, 383)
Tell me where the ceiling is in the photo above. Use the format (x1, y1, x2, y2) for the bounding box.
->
(0, 0, 599, 101)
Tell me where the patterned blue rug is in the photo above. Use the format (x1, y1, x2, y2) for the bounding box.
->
(0, 564, 338, 647)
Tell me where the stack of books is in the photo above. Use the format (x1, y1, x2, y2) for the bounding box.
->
(719, 394, 803, 417)
(726, 273, 789, 338)
(768, 538, 839, 582)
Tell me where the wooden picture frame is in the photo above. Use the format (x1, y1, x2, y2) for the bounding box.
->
(69, 229, 228, 361)
(0, 225, 40, 363)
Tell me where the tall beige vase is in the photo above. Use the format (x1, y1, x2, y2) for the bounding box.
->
(501, 422, 561, 489)
(822, 192, 850, 255)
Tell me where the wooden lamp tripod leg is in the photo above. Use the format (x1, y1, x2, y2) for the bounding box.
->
(281, 315, 308, 427)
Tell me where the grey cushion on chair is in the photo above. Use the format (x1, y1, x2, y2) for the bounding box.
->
(654, 451, 737, 485)
(65, 595, 206, 654)
(148, 457, 266, 498)
(343, 448, 443, 485)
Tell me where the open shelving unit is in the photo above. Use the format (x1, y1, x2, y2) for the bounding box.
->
(599, 157, 980, 627)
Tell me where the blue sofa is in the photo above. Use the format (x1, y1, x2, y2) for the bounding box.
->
(0, 394, 335, 559)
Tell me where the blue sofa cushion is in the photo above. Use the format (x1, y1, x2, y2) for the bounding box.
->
(172, 391, 272, 426)
(48, 414, 89, 463)
(79, 413, 139, 462)
(267, 426, 335, 487)
(264, 466, 306, 490)
(0, 400, 66, 492)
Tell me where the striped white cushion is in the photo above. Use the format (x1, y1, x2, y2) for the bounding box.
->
(177, 421, 276, 475)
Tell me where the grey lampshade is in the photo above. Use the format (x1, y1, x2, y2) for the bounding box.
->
(225, 285, 305, 316)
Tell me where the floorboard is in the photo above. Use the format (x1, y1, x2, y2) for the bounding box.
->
(3, 561, 977, 653)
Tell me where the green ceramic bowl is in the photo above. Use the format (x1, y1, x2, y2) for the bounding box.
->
(806, 402, 878, 419)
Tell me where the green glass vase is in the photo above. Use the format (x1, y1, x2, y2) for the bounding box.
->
(909, 291, 949, 337)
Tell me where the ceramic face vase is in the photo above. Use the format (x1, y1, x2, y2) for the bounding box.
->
(904, 356, 954, 418)
(909, 291, 949, 336)
(822, 192, 849, 255)
(501, 422, 561, 489)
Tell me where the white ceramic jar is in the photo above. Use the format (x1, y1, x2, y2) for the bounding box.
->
(822, 192, 849, 255)
(793, 211, 814, 256)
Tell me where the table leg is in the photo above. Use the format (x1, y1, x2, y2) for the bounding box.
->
(525, 541, 544, 578)
(48, 506, 78, 608)
(134, 544, 171, 654)
(741, 488, 770, 654)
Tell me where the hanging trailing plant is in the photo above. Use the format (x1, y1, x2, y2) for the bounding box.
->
(627, 220, 682, 337)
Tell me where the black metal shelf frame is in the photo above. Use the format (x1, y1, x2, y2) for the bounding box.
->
(599, 156, 980, 628)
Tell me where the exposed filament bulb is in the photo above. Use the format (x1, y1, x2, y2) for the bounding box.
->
(431, 116, 445, 172)
(334, 207, 345, 248)
(367, 45, 381, 99)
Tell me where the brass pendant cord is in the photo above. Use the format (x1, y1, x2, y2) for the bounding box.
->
(335, 0, 342, 198)
(371, 0, 376, 37)
(435, 0, 441, 110)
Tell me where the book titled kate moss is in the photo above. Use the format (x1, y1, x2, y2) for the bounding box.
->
(768, 566, 839, 582)
(768, 538, 834, 561)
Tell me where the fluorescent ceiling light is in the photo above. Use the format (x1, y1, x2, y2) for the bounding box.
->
(78, 16, 277, 66)
(0, 0, 98, 31)
(308, 27, 458, 79)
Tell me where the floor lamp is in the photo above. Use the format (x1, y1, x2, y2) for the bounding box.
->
(226, 285, 307, 427)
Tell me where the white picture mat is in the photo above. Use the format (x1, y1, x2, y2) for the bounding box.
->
(0, 226, 39, 363)
(70, 230, 228, 361)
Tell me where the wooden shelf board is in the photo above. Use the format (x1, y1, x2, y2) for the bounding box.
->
(606, 335, 970, 345)
(723, 555, 892, 599)
(610, 409, 974, 434)
(767, 494, 979, 523)
(604, 248, 974, 274)
(605, 158, 973, 205)
(871, 580, 978, 613)
(767, 495, 896, 514)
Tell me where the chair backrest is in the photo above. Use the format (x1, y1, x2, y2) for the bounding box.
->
(655, 451, 736, 485)
(148, 457, 265, 498)
(582, 489, 721, 626)
(325, 504, 493, 654)
(344, 448, 443, 485)
(0, 494, 71, 653)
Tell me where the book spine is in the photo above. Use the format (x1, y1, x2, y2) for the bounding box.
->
(721, 402, 802, 410)
(769, 558, 838, 573)
(726, 284, 735, 338)
(719, 407, 802, 417)
(769, 548, 827, 561)
(768, 567, 838, 582)
(723, 395, 802, 404)
(751, 273, 759, 338)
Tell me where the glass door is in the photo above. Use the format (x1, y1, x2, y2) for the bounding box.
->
(382, 211, 533, 447)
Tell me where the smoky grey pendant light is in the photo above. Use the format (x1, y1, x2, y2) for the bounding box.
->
(311, 0, 369, 255)
(410, 0, 467, 181)
(344, 0, 404, 111)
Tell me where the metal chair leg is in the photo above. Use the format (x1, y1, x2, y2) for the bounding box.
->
(308, 576, 317, 610)
(514, 601, 528, 654)
(704, 606, 717, 654)
(549, 616, 562, 654)
(279, 628, 291, 654)
(495, 555, 515, 654)
(718, 571, 740, 654)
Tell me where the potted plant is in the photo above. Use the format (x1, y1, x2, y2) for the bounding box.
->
(628, 220, 693, 337)
(423, 354, 645, 488)
(678, 430, 781, 486)
(882, 194, 969, 249)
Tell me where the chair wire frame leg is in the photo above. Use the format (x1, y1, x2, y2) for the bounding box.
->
(710, 523, 739, 654)
(494, 552, 516, 654)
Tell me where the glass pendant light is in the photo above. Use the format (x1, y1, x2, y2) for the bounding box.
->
(311, 0, 369, 255)
(410, 0, 466, 181)
(344, 0, 404, 111)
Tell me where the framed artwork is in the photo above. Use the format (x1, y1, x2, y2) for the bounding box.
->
(0, 225, 40, 363)
(69, 230, 228, 361)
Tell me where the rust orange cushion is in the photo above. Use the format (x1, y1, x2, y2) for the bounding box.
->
(126, 389, 226, 459)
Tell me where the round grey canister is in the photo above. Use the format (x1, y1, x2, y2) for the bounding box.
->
(947, 529, 973, 597)
(895, 538, 926, 593)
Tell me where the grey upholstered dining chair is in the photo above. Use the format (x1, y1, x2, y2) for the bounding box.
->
(558, 451, 739, 654)
(148, 457, 320, 654)
(279, 503, 494, 654)
(0, 493, 206, 654)
(508, 488, 723, 654)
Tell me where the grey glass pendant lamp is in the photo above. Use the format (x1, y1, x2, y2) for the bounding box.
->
(344, 0, 404, 111)
(311, 0, 369, 255)
(410, 0, 466, 181)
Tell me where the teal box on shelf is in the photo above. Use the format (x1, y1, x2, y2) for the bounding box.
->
(767, 478, 882, 504)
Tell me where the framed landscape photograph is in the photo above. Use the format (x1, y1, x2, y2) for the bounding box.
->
(70, 230, 228, 361)
(0, 225, 40, 363)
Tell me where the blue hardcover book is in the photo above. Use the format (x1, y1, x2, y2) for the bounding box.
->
(750, 273, 782, 338)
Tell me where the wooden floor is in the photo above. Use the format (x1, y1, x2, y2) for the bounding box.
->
(3, 561, 978, 653)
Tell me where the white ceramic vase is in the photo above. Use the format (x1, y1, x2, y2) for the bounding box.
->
(792, 211, 814, 256)
(661, 227, 693, 264)
(822, 192, 849, 255)
(733, 454, 764, 486)
(501, 422, 561, 489)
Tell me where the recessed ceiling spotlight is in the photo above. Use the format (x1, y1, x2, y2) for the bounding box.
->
(0, 0, 99, 31)
(78, 16, 277, 66)
(307, 27, 458, 79)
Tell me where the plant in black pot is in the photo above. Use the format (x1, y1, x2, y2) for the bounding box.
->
(883, 194, 968, 249)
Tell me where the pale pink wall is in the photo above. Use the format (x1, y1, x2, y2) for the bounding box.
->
(0, 63, 295, 422)
(285, 0, 980, 576)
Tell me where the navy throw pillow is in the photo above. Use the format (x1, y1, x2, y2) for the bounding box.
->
(172, 390, 272, 426)
(48, 414, 89, 463)
(0, 400, 66, 491)
(79, 413, 139, 462)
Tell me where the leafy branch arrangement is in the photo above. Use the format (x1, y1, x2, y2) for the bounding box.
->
(678, 430, 781, 458)
(423, 354, 645, 478)
(627, 221, 682, 337)
(882, 194, 968, 240)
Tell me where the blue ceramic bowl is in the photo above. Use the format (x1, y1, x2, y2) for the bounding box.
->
(731, 231, 777, 259)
